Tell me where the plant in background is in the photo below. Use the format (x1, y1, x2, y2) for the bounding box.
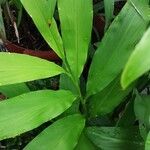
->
(0, 0, 150, 149)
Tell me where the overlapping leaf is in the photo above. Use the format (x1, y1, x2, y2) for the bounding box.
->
(88, 76, 133, 117)
(87, 127, 144, 150)
(24, 114, 85, 150)
(58, 0, 93, 80)
(87, 0, 149, 96)
(0, 90, 76, 140)
(0, 83, 30, 98)
(121, 27, 150, 89)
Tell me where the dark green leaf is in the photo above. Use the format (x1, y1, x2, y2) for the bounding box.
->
(75, 130, 98, 150)
(87, 127, 144, 150)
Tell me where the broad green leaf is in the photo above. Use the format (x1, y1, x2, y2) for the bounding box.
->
(145, 132, 150, 150)
(130, 0, 150, 21)
(87, 0, 149, 96)
(75, 130, 98, 150)
(134, 94, 150, 129)
(58, 0, 93, 80)
(0, 53, 64, 86)
(87, 127, 144, 150)
(0, 83, 30, 98)
(21, 0, 64, 58)
(104, 0, 114, 30)
(24, 114, 85, 150)
(117, 100, 136, 127)
(88, 76, 133, 117)
(59, 74, 80, 115)
(121, 27, 150, 89)
(0, 90, 76, 140)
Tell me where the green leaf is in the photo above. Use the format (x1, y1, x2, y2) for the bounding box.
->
(117, 100, 136, 127)
(24, 114, 85, 150)
(87, 127, 144, 150)
(121, 27, 150, 89)
(58, 0, 93, 80)
(0, 53, 64, 86)
(0, 90, 76, 140)
(88, 76, 133, 117)
(129, 0, 150, 21)
(87, 0, 149, 96)
(21, 0, 64, 58)
(134, 94, 150, 129)
(145, 132, 150, 150)
(0, 83, 30, 98)
(104, 0, 114, 30)
(75, 130, 98, 150)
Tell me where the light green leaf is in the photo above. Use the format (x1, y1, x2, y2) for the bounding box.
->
(24, 114, 85, 150)
(0, 83, 30, 98)
(87, 0, 149, 96)
(0, 53, 64, 86)
(0, 90, 76, 140)
(121, 27, 150, 89)
(88, 76, 133, 117)
(87, 127, 144, 150)
(58, 0, 93, 80)
(21, 0, 64, 58)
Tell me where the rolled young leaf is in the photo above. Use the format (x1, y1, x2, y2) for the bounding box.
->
(87, 0, 149, 96)
(121, 26, 150, 89)
(21, 0, 64, 58)
(0, 90, 76, 140)
(87, 127, 144, 150)
(58, 0, 93, 80)
(0, 53, 64, 86)
(24, 114, 85, 150)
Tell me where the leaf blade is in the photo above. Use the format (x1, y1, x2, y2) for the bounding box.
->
(24, 114, 85, 150)
(0, 90, 76, 140)
(121, 27, 150, 89)
(58, 0, 93, 79)
(0, 53, 64, 86)
(87, 0, 149, 96)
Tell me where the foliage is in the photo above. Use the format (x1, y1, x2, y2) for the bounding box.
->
(0, 0, 150, 149)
